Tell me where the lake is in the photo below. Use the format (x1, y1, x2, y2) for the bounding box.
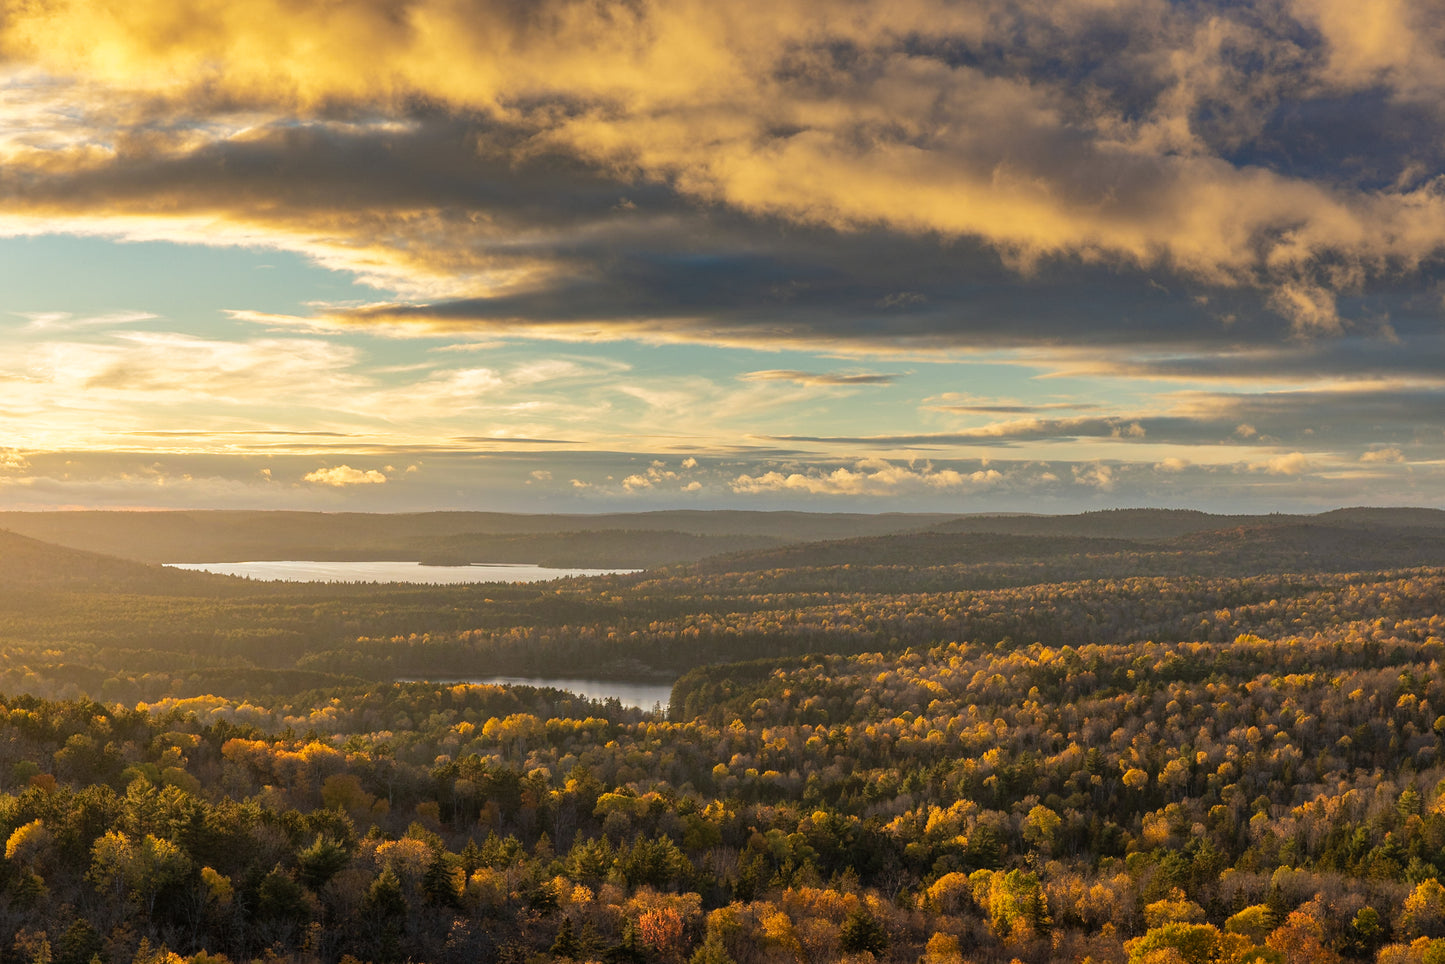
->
(164, 560, 638, 584)
(403, 675, 674, 711)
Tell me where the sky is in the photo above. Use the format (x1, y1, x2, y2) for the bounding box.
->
(1, 0, 1443, 514)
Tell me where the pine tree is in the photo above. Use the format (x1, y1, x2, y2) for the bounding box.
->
(423, 850, 462, 908)
(550, 916, 579, 960)
(839, 906, 889, 956)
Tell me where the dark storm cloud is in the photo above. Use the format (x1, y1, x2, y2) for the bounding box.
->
(3, 0, 1445, 368)
(1055, 329, 1445, 384)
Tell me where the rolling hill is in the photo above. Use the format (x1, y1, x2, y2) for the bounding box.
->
(0, 509, 952, 564)
(0, 528, 232, 593)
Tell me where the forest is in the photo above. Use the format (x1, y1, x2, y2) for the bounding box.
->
(0, 508, 1443, 964)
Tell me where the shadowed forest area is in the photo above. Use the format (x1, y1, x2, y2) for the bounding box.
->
(0, 509, 1442, 963)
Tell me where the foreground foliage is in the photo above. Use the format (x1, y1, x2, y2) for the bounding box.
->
(0, 561, 1442, 963)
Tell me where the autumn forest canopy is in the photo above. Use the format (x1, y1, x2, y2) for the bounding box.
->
(0, 507, 1443, 964)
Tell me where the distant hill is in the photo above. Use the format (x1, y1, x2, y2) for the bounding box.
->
(1314, 507, 1445, 528)
(694, 530, 1143, 572)
(1172, 522, 1445, 570)
(418, 529, 783, 568)
(0, 510, 952, 564)
(928, 508, 1297, 540)
(2, 506, 1442, 572)
(691, 517, 1445, 586)
(0, 529, 230, 593)
(929, 506, 1445, 541)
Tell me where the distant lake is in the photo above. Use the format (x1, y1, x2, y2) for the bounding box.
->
(406, 676, 674, 711)
(164, 560, 638, 584)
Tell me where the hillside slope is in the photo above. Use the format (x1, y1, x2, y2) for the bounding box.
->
(0, 529, 231, 593)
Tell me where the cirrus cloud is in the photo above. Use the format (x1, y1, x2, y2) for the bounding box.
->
(739, 370, 900, 387)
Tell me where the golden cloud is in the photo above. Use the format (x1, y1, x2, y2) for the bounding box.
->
(730, 459, 1003, 496)
(2, 0, 1445, 341)
(302, 465, 388, 486)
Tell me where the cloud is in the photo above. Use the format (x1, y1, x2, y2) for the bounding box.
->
(617, 459, 704, 492)
(3, 447, 1442, 512)
(926, 395, 1099, 415)
(303, 465, 387, 486)
(4, 0, 1445, 362)
(1072, 463, 1115, 490)
(769, 416, 1205, 447)
(766, 386, 1445, 459)
(3, 0, 1445, 515)
(1291, 0, 1445, 97)
(1257, 452, 1311, 475)
(1268, 282, 1342, 335)
(1360, 447, 1406, 463)
(0, 329, 379, 450)
(19, 310, 156, 332)
(730, 459, 1003, 497)
(453, 437, 581, 445)
(6, 332, 366, 414)
(1036, 329, 1445, 386)
(739, 370, 898, 386)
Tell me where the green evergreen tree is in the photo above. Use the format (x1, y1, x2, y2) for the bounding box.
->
(839, 906, 889, 956)
(297, 835, 350, 891)
(54, 920, 101, 964)
(688, 933, 736, 964)
(459, 838, 482, 877)
(423, 850, 462, 908)
(550, 916, 580, 960)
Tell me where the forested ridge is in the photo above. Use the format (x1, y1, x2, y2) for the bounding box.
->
(0, 512, 1443, 963)
(0, 512, 953, 568)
